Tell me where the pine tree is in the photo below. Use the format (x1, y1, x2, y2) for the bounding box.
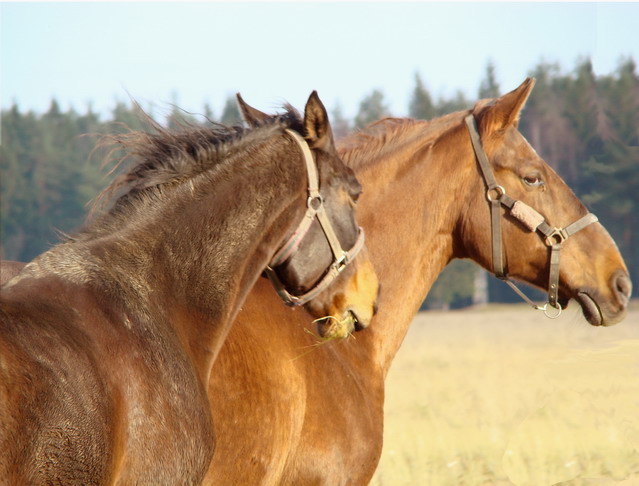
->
(422, 260, 478, 310)
(565, 59, 613, 158)
(579, 59, 639, 292)
(519, 62, 580, 186)
(606, 58, 639, 145)
(478, 60, 500, 99)
(111, 101, 149, 133)
(166, 104, 199, 130)
(330, 102, 351, 140)
(1, 104, 39, 259)
(354, 89, 390, 129)
(220, 95, 241, 126)
(435, 90, 470, 116)
(203, 103, 215, 124)
(409, 73, 436, 120)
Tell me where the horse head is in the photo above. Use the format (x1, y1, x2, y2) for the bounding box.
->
(239, 92, 379, 337)
(459, 78, 631, 325)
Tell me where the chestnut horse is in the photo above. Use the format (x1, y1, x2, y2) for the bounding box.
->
(0, 92, 379, 484)
(195, 78, 628, 484)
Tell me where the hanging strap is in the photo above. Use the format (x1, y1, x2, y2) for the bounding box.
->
(466, 115, 507, 277)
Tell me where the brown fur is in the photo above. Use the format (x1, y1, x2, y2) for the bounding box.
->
(0, 261, 23, 284)
(198, 79, 630, 485)
(0, 94, 379, 484)
(1, 80, 630, 484)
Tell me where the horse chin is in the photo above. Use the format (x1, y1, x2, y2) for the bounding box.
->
(576, 291, 603, 326)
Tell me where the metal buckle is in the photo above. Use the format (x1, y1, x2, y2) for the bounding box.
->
(307, 195, 323, 210)
(544, 228, 568, 247)
(485, 185, 506, 202)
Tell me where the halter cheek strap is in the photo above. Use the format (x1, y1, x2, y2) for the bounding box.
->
(465, 115, 598, 318)
(263, 129, 365, 307)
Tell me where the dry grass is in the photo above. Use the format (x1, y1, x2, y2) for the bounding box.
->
(371, 301, 639, 486)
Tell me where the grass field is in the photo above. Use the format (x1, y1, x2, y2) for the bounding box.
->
(371, 301, 639, 486)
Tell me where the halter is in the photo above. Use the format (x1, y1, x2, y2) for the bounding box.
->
(465, 115, 598, 318)
(263, 129, 365, 307)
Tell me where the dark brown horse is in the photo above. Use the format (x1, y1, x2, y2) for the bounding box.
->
(0, 92, 379, 485)
(191, 78, 628, 485)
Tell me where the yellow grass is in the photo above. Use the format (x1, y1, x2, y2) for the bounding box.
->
(371, 301, 639, 486)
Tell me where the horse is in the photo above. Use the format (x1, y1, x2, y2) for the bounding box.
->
(0, 92, 380, 485)
(190, 78, 628, 485)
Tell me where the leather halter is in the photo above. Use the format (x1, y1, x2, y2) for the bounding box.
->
(263, 129, 365, 307)
(465, 115, 598, 318)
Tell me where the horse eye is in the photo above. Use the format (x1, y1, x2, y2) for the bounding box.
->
(523, 175, 544, 187)
(349, 187, 362, 205)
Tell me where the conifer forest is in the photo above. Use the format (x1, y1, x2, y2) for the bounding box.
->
(2, 59, 638, 304)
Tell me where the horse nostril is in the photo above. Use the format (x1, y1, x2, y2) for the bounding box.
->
(612, 271, 632, 306)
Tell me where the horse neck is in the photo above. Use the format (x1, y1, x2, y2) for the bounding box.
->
(343, 117, 475, 375)
(87, 135, 307, 377)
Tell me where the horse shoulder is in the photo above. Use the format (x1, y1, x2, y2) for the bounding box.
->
(204, 278, 385, 485)
(280, 336, 385, 485)
(205, 283, 310, 484)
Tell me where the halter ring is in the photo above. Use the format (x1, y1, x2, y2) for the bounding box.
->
(485, 185, 506, 202)
(541, 302, 562, 319)
(544, 228, 568, 247)
(307, 195, 323, 210)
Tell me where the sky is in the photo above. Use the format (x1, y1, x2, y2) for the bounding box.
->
(2, 2, 639, 122)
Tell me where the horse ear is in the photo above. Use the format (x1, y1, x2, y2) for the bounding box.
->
(478, 77, 536, 134)
(236, 93, 269, 127)
(303, 91, 335, 152)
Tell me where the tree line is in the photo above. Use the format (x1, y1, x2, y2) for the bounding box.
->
(2, 58, 637, 305)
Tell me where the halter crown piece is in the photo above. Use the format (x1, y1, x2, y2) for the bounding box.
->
(263, 129, 365, 307)
(464, 115, 598, 318)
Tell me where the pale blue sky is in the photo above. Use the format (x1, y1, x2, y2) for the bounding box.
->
(2, 2, 638, 121)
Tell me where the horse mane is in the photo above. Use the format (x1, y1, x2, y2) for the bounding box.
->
(79, 105, 303, 238)
(338, 111, 468, 170)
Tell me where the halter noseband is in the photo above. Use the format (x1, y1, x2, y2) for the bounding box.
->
(465, 115, 598, 318)
(263, 129, 365, 307)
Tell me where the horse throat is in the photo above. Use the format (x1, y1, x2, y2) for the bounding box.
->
(342, 120, 470, 374)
